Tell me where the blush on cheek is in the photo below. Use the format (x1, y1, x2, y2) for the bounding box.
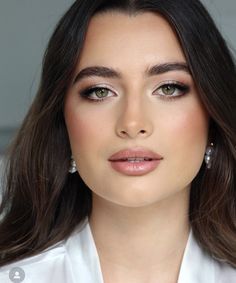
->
(186, 105, 209, 143)
(162, 103, 209, 150)
(66, 109, 103, 151)
(67, 117, 90, 148)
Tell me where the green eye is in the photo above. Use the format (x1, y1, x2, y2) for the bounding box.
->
(95, 88, 109, 98)
(79, 86, 115, 102)
(155, 82, 190, 99)
(161, 85, 176, 96)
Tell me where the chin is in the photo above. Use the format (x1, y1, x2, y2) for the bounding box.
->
(103, 191, 169, 208)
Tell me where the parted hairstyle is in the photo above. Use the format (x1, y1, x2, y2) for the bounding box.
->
(0, 0, 236, 268)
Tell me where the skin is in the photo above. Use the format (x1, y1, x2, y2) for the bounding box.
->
(64, 12, 209, 283)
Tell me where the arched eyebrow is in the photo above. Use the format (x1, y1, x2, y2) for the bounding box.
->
(73, 66, 121, 85)
(147, 62, 190, 76)
(72, 62, 190, 85)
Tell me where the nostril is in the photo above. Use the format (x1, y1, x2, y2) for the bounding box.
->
(121, 130, 127, 135)
(117, 129, 148, 138)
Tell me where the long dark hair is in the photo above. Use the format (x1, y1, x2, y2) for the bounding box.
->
(0, 0, 236, 267)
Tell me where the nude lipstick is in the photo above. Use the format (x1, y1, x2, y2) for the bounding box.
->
(108, 147, 163, 176)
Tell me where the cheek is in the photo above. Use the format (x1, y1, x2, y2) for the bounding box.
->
(159, 98, 209, 148)
(66, 113, 95, 151)
(147, 102, 209, 195)
(64, 101, 111, 153)
(159, 100, 209, 182)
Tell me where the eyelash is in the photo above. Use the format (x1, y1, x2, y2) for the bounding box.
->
(154, 82, 190, 100)
(78, 82, 190, 103)
(79, 86, 115, 103)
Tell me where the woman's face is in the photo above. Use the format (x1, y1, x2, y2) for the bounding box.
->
(64, 12, 209, 207)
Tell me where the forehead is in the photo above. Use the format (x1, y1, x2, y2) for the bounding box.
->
(77, 11, 186, 70)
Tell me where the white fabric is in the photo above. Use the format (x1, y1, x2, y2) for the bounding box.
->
(0, 218, 235, 283)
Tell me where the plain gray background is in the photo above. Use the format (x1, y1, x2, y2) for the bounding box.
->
(0, 0, 236, 152)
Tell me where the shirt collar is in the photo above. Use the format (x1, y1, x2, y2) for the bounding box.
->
(178, 229, 215, 283)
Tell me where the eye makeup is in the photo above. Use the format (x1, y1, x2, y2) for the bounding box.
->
(77, 80, 191, 103)
(79, 84, 117, 103)
(153, 81, 190, 100)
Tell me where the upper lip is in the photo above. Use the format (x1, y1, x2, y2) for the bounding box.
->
(108, 147, 163, 161)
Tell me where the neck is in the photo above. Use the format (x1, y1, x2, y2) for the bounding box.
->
(89, 187, 190, 283)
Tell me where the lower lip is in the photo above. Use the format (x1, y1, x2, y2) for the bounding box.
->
(109, 160, 161, 176)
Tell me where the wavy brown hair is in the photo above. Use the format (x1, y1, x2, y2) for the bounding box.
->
(0, 0, 236, 267)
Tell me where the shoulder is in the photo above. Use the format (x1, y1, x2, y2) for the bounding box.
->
(0, 220, 90, 283)
(213, 258, 236, 282)
(0, 241, 71, 283)
(179, 229, 236, 283)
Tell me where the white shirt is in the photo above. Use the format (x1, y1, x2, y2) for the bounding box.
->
(0, 218, 235, 283)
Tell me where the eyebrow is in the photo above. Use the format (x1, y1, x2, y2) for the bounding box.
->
(72, 62, 190, 85)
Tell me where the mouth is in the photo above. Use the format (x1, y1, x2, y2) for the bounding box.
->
(111, 157, 156, 162)
(108, 147, 163, 161)
(108, 147, 163, 176)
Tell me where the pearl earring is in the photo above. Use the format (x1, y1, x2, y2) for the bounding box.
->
(69, 156, 77, 173)
(204, 143, 214, 169)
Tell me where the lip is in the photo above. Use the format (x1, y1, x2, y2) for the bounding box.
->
(108, 147, 163, 176)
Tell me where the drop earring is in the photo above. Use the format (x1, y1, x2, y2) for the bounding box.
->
(69, 156, 77, 173)
(204, 143, 214, 169)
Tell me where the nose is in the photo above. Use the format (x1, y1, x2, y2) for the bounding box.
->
(115, 96, 153, 139)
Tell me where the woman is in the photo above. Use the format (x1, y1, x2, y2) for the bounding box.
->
(0, 0, 236, 282)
